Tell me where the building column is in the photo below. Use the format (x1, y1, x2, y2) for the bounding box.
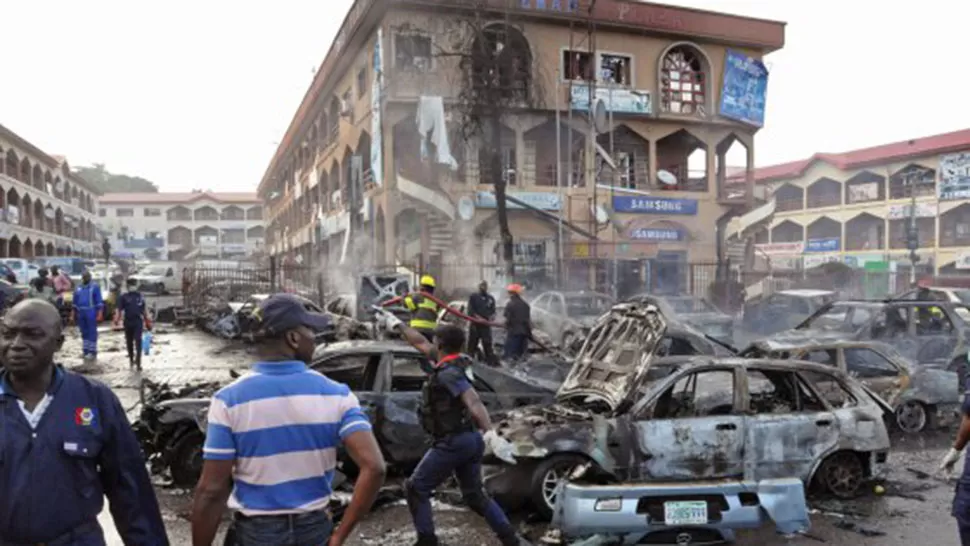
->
(647, 139, 657, 191)
(515, 127, 526, 188)
(746, 144, 756, 208)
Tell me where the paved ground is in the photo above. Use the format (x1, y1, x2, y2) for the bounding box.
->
(67, 326, 967, 546)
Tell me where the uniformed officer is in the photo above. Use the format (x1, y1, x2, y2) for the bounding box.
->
(940, 378, 970, 544)
(466, 280, 497, 366)
(115, 278, 152, 370)
(404, 275, 441, 342)
(0, 299, 168, 545)
(73, 271, 104, 361)
(375, 309, 529, 546)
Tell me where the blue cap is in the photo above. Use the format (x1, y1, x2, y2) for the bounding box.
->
(254, 293, 331, 336)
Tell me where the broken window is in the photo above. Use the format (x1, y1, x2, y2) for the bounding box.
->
(660, 46, 706, 115)
(746, 369, 825, 414)
(801, 371, 858, 409)
(843, 348, 900, 379)
(391, 356, 429, 392)
(802, 349, 837, 367)
(912, 305, 954, 335)
(357, 67, 367, 99)
(652, 369, 735, 419)
(599, 53, 632, 85)
(656, 334, 702, 357)
(562, 49, 593, 81)
(394, 33, 433, 71)
(318, 355, 373, 390)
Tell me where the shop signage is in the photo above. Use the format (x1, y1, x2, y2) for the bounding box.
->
(612, 196, 697, 215)
(569, 83, 652, 114)
(719, 50, 769, 127)
(628, 226, 684, 241)
(221, 243, 248, 253)
(474, 191, 562, 211)
(804, 255, 841, 268)
(755, 242, 804, 255)
(956, 252, 970, 270)
(940, 152, 970, 200)
(887, 202, 938, 219)
(804, 238, 840, 253)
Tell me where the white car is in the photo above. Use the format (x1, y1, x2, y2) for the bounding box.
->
(129, 263, 181, 294)
(1, 259, 39, 284)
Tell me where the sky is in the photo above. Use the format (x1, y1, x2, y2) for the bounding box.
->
(0, 0, 966, 193)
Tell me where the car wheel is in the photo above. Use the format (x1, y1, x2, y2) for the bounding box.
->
(895, 401, 931, 433)
(816, 451, 865, 499)
(169, 429, 205, 488)
(156, 283, 167, 295)
(530, 454, 587, 519)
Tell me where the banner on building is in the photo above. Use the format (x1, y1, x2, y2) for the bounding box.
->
(939, 152, 970, 200)
(474, 191, 561, 211)
(370, 28, 384, 188)
(569, 83, 652, 114)
(847, 182, 880, 203)
(719, 50, 769, 127)
(804, 238, 840, 253)
(627, 226, 684, 241)
(887, 202, 938, 219)
(612, 196, 698, 215)
(754, 242, 803, 255)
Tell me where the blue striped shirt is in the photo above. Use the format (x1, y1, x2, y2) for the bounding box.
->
(202, 360, 372, 515)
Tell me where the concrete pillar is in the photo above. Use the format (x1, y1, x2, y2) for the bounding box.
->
(515, 127, 526, 188)
(420, 219, 430, 271)
(746, 144, 756, 208)
(706, 145, 716, 194)
(647, 139, 657, 191)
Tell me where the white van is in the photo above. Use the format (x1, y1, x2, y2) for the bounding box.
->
(130, 261, 183, 294)
(0, 259, 39, 284)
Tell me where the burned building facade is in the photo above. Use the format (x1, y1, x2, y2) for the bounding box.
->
(258, 0, 785, 293)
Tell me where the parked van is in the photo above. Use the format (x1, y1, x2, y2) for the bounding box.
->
(0, 259, 40, 284)
(130, 261, 183, 294)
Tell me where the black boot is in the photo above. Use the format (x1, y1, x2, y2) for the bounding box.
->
(500, 534, 531, 546)
(413, 534, 438, 546)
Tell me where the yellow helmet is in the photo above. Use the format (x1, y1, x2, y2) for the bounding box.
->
(420, 275, 436, 288)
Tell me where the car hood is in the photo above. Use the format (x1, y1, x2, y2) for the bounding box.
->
(495, 403, 602, 461)
(556, 300, 667, 413)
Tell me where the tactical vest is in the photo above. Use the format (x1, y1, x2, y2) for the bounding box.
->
(418, 357, 474, 438)
(406, 294, 439, 332)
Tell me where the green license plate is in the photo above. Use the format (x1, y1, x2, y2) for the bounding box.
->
(663, 500, 708, 525)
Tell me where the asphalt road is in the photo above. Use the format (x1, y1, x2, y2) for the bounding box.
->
(65, 327, 966, 546)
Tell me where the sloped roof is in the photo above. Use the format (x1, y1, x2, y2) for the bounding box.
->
(99, 191, 259, 205)
(737, 128, 970, 184)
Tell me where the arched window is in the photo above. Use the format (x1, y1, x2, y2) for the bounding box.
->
(660, 45, 708, 116)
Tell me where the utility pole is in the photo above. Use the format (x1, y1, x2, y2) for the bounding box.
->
(904, 168, 931, 284)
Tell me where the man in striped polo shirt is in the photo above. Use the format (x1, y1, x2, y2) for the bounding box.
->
(191, 293, 387, 546)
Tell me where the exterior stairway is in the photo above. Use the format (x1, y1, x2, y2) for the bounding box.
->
(395, 172, 456, 264)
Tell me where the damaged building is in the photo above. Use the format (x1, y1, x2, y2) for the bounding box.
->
(258, 0, 785, 295)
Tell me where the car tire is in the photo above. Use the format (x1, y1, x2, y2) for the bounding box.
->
(815, 451, 866, 499)
(156, 283, 167, 295)
(530, 454, 587, 520)
(895, 401, 932, 434)
(169, 429, 205, 489)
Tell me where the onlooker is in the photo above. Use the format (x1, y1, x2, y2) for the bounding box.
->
(0, 299, 168, 544)
(115, 278, 152, 370)
(467, 280, 497, 366)
(27, 276, 55, 304)
(191, 294, 386, 546)
(73, 271, 104, 361)
(51, 265, 73, 295)
(503, 283, 531, 361)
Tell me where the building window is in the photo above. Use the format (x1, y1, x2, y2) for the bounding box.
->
(562, 50, 593, 81)
(478, 147, 517, 186)
(117, 208, 134, 218)
(357, 68, 367, 99)
(600, 53, 632, 85)
(98, 208, 106, 217)
(660, 45, 707, 115)
(342, 90, 354, 123)
(394, 33, 432, 71)
(144, 207, 162, 217)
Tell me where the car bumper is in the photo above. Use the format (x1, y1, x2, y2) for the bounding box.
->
(552, 478, 810, 544)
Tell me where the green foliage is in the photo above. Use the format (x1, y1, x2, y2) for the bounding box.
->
(74, 163, 159, 194)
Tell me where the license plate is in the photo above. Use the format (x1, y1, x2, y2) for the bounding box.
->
(663, 500, 708, 525)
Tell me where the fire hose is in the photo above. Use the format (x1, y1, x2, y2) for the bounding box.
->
(379, 291, 555, 352)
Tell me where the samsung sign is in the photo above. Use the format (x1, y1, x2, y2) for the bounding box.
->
(628, 227, 683, 241)
(612, 196, 698, 215)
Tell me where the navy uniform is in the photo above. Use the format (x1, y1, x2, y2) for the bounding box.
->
(405, 353, 520, 546)
(0, 366, 168, 545)
(117, 283, 149, 370)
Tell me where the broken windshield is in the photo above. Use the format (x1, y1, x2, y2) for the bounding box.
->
(800, 303, 874, 333)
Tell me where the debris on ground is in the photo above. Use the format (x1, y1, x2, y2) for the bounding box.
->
(833, 520, 886, 537)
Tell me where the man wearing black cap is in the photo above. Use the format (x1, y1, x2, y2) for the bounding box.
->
(191, 293, 387, 546)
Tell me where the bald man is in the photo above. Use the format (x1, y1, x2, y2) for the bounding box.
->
(0, 300, 168, 545)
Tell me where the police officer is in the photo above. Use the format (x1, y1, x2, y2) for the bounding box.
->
(73, 271, 104, 361)
(115, 278, 152, 370)
(405, 275, 441, 342)
(503, 283, 531, 361)
(0, 299, 168, 545)
(467, 280, 497, 366)
(375, 310, 529, 546)
(940, 378, 970, 544)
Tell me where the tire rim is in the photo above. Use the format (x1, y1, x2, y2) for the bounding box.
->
(896, 402, 927, 433)
(825, 454, 863, 498)
(541, 467, 568, 510)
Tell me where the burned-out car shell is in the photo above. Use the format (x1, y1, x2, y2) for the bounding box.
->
(741, 338, 960, 432)
(531, 291, 614, 348)
(647, 295, 735, 342)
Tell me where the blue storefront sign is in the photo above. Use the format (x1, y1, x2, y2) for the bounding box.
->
(805, 238, 840, 253)
(612, 196, 698, 215)
(474, 191, 561, 211)
(628, 227, 684, 242)
(719, 50, 769, 127)
(569, 83, 652, 115)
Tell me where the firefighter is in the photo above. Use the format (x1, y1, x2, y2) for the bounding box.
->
(405, 275, 441, 342)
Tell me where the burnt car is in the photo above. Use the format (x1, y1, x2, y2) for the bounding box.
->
(742, 289, 837, 336)
(494, 299, 892, 520)
(741, 339, 960, 433)
(774, 299, 970, 376)
(531, 290, 614, 349)
(650, 294, 734, 342)
(137, 340, 557, 487)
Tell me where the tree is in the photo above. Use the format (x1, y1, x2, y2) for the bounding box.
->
(437, 1, 544, 277)
(74, 164, 159, 193)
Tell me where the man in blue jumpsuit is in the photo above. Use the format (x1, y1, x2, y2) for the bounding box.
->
(375, 310, 529, 546)
(115, 278, 150, 370)
(0, 299, 168, 545)
(73, 271, 104, 361)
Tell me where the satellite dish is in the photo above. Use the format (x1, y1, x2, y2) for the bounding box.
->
(591, 97, 609, 133)
(658, 169, 678, 186)
(590, 203, 609, 225)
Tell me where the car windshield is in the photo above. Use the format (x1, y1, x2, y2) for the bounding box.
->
(802, 303, 874, 333)
(566, 295, 609, 316)
(665, 297, 715, 314)
(2, 260, 23, 269)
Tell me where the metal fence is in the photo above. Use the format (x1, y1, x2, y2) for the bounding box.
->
(182, 261, 324, 311)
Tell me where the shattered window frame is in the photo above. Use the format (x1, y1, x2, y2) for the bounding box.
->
(843, 348, 901, 379)
(561, 48, 594, 81)
(744, 368, 826, 415)
(598, 51, 633, 86)
(393, 32, 434, 71)
(641, 366, 738, 420)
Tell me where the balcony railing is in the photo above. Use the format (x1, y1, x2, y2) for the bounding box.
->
(775, 197, 804, 212)
(890, 236, 935, 250)
(806, 193, 841, 209)
(940, 234, 970, 248)
(845, 237, 885, 251)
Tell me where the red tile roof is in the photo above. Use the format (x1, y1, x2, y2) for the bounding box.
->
(735, 128, 970, 184)
(99, 191, 260, 205)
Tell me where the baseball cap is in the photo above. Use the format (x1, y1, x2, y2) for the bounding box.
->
(254, 293, 331, 336)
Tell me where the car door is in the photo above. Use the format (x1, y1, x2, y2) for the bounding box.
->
(375, 352, 433, 463)
(842, 347, 907, 405)
(742, 367, 838, 482)
(632, 367, 745, 481)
